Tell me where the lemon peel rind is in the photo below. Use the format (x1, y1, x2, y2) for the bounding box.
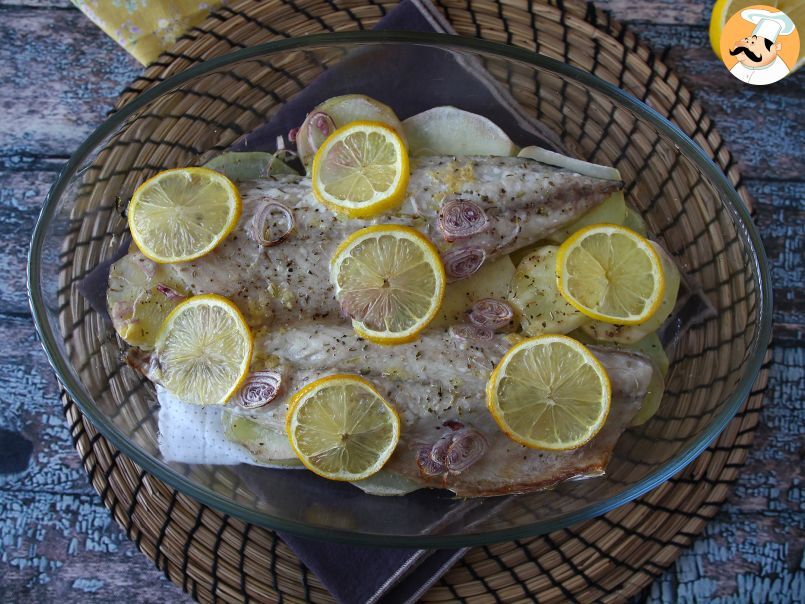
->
(311, 121, 410, 219)
(128, 167, 242, 264)
(155, 293, 253, 406)
(486, 334, 612, 451)
(285, 374, 401, 481)
(330, 225, 446, 345)
(555, 223, 665, 326)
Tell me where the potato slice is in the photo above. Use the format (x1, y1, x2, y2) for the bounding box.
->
(204, 151, 298, 182)
(546, 192, 627, 244)
(571, 331, 669, 426)
(431, 255, 516, 327)
(403, 106, 516, 157)
(221, 409, 302, 468)
(624, 206, 648, 236)
(107, 252, 186, 349)
(518, 145, 621, 181)
(508, 245, 588, 336)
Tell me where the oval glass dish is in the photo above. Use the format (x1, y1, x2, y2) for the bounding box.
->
(28, 33, 771, 547)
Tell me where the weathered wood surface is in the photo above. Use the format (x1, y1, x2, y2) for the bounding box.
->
(0, 2, 802, 603)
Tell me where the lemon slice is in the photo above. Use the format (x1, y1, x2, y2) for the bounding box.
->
(581, 240, 680, 344)
(486, 335, 611, 450)
(128, 167, 241, 263)
(331, 225, 446, 344)
(710, 0, 804, 71)
(285, 374, 401, 481)
(155, 294, 253, 405)
(556, 224, 665, 326)
(311, 121, 409, 218)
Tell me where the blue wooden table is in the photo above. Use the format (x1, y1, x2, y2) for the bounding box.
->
(0, 1, 802, 601)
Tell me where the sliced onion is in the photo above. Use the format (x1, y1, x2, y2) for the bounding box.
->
(416, 426, 488, 476)
(252, 201, 295, 247)
(306, 111, 335, 153)
(416, 444, 446, 476)
(238, 370, 283, 409)
(445, 428, 488, 472)
(288, 127, 299, 143)
(156, 283, 186, 301)
(468, 298, 513, 330)
(438, 199, 488, 241)
(430, 432, 454, 465)
(442, 246, 486, 282)
(449, 324, 495, 342)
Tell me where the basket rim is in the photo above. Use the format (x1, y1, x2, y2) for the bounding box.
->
(28, 30, 773, 548)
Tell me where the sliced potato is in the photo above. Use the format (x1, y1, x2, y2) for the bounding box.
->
(107, 252, 187, 349)
(431, 255, 516, 327)
(628, 333, 670, 377)
(297, 95, 404, 168)
(509, 240, 551, 267)
(402, 106, 516, 157)
(571, 331, 669, 426)
(204, 151, 298, 182)
(546, 192, 627, 244)
(581, 241, 680, 344)
(624, 206, 648, 236)
(351, 471, 421, 496)
(518, 146, 621, 181)
(221, 409, 303, 468)
(508, 245, 588, 336)
(629, 367, 666, 426)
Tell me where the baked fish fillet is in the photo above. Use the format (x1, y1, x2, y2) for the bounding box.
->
(112, 156, 621, 326)
(228, 324, 652, 497)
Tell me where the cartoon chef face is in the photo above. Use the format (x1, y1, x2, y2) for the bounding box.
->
(729, 34, 781, 68)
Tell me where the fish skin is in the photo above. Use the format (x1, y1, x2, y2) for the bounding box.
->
(235, 325, 652, 497)
(111, 157, 621, 328)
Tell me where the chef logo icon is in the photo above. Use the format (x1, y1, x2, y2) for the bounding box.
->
(720, 5, 800, 85)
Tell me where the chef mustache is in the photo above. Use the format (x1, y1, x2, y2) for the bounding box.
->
(730, 46, 763, 63)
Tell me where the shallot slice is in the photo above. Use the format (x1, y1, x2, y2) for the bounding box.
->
(444, 428, 488, 472)
(252, 201, 295, 247)
(449, 324, 495, 342)
(416, 426, 489, 477)
(429, 432, 454, 465)
(156, 283, 186, 301)
(467, 298, 513, 330)
(416, 444, 446, 476)
(306, 111, 336, 152)
(238, 370, 283, 409)
(438, 199, 488, 241)
(442, 246, 486, 282)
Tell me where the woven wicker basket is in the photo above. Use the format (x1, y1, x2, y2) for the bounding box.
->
(54, 1, 770, 602)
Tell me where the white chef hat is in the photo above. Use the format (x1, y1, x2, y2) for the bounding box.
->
(741, 8, 796, 43)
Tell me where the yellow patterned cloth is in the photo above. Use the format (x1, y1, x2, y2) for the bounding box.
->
(72, 0, 226, 65)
